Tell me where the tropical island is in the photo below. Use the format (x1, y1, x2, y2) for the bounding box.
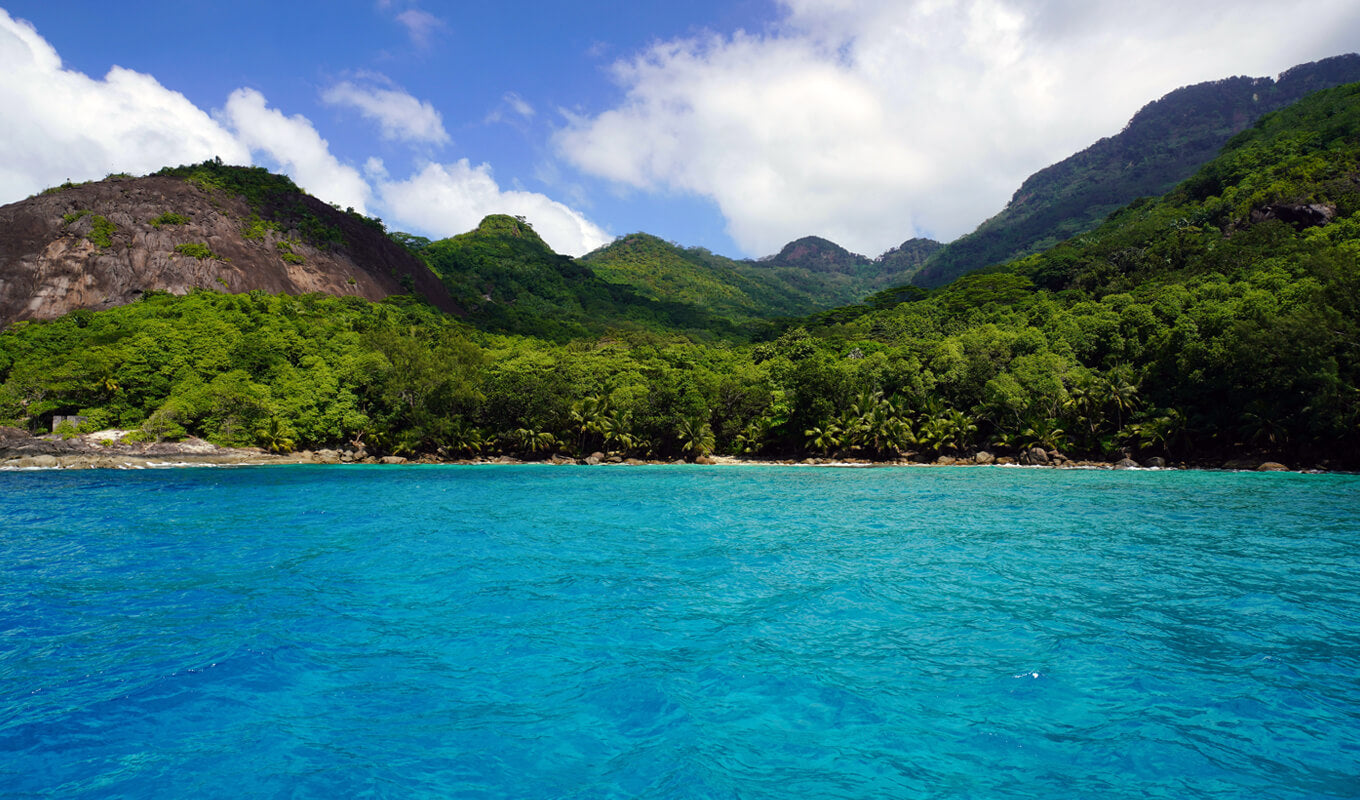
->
(2, 72, 1358, 472)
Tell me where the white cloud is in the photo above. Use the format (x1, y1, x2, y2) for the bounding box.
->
(0, 9, 614, 261)
(505, 92, 535, 119)
(220, 88, 373, 214)
(557, 0, 1360, 256)
(486, 92, 537, 126)
(322, 78, 450, 145)
(379, 161, 611, 256)
(396, 9, 445, 49)
(0, 9, 249, 202)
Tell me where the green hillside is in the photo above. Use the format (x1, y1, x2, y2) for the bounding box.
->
(912, 53, 1360, 288)
(413, 215, 743, 340)
(580, 233, 941, 321)
(806, 81, 1360, 463)
(578, 233, 816, 320)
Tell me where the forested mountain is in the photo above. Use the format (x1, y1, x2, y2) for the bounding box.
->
(803, 81, 1360, 465)
(911, 53, 1360, 288)
(579, 233, 942, 320)
(411, 215, 746, 340)
(578, 233, 818, 320)
(751, 235, 941, 300)
(877, 237, 944, 275)
(1, 82, 1356, 468)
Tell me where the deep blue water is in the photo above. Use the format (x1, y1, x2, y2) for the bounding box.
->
(1, 465, 1358, 799)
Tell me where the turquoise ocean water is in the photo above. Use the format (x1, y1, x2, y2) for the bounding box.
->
(1, 464, 1357, 798)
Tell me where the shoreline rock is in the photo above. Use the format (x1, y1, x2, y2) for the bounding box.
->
(0, 426, 308, 470)
(0, 427, 1334, 473)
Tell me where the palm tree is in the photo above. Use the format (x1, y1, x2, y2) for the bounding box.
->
(1104, 367, 1140, 431)
(1239, 401, 1286, 450)
(859, 404, 904, 459)
(1062, 374, 1110, 452)
(1128, 407, 1186, 457)
(936, 408, 978, 453)
(1021, 417, 1067, 452)
(849, 389, 883, 420)
(735, 415, 773, 456)
(443, 420, 485, 457)
(510, 427, 558, 456)
(676, 416, 715, 460)
(255, 415, 296, 454)
(804, 423, 843, 457)
(990, 429, 1023, 453)
(569, 395, 609, 455)
(598, 408, 636, 455)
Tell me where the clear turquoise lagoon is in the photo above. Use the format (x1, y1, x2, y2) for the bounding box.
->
(2, 465, 1357, 798)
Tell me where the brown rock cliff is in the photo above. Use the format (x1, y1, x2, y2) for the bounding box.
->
(0, 174, 459, 326)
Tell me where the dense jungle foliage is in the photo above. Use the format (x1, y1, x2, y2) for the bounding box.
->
(1, 83, 1357, 467)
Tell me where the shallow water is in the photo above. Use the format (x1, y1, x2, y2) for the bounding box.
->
(1, 465, 1357, 798)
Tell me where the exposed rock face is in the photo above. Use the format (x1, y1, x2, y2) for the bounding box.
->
(0, 174, 459, 327)
(1249, 202, 1337, 230)
(0, 425, 302, 468)
(1019, 447, 1050, 465)
(1114, 458, 1141, 469)
(762, 236, 870, 274)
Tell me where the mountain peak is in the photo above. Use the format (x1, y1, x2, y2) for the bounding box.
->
(471, 214, 552, 248)
(764, 236, 868, 274)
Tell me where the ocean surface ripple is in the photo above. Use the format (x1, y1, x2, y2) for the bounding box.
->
(1, 465, 1357, 798)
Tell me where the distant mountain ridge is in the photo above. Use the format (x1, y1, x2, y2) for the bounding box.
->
(578, 232, 817, 321)
(580, 232, 942, 320)
(910, 52, 1360, 288)
(414, 216, 750, 339)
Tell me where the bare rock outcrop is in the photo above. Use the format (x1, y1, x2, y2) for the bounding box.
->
(0, 173, 460, 327)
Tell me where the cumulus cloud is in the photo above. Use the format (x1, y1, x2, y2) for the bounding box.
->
(322, 78, 450, 145)
(379, 161, 611, 256)
(557, 0, 1360, 256)
(0, 9, 249, 202)
(220, 88, 373, 214)
(0, 9, 614, 260)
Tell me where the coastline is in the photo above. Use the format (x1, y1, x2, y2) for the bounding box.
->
(0, 427, 1318, 473)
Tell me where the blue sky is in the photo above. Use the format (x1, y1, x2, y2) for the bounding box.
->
(1, 1, 1358, 258)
